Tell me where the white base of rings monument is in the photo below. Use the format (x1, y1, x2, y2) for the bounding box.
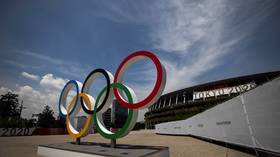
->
(37, 51, 169, 157)
(37, 142, 169, 157)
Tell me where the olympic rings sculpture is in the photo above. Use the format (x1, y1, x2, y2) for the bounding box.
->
(58, 51, 166, 140)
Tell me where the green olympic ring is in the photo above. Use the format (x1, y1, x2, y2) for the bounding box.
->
(93, 83, 137, 139)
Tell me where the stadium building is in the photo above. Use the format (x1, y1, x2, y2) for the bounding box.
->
(145, 71, 280, 129)
(102, 100, 128, 129)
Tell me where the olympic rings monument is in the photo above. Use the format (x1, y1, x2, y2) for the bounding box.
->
(37, 51, 169, 157)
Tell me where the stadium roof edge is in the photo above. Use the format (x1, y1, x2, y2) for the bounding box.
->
(162, 70, 280, 97)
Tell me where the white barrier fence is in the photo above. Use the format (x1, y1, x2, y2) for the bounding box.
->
(156, 76, 280, 153)
(0, 128, 35, 136)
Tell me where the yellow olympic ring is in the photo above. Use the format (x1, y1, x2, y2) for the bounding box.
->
(66, 93, 93, 138)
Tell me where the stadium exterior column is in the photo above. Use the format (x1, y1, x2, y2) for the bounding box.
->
(169, 97, 172, 106)
(156, 101, 159, 109)
(183, 92, 186, 104)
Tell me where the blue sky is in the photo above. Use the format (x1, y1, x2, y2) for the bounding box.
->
(0, 0, 279, 121)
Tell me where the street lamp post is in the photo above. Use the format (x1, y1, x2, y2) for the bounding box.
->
(18, 100, 27, 126)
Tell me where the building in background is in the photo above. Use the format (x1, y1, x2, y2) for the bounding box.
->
(102, 108, 111, 129)
(145, 71, 280, 129)
(102, 100, 128, 129)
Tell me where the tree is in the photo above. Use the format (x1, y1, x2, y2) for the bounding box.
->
(0, 92, 20, 119)
(37, 105, 55, 128)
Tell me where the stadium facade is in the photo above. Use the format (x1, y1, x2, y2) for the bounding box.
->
(145, 71, 280, 129)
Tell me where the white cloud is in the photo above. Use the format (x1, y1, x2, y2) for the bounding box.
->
(17, 86, 47, 116)
(17, 51, 64, 65)
(16, 50, 90, 78)
(0, 73, 69, 119)
(150, 0, 229, 54)
(40, 73, 68, 90)
(0, 85, 46, 119)
(0, 87, 12, 95)
(21, 72, 40, 81)
(147, 0, 272, 93)
(3, 60, 39, 69)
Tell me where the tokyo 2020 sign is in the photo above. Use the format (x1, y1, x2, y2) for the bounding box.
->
(58, 51, 166, 140)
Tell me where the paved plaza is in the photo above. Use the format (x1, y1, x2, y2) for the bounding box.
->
(0, 130, 254, 157)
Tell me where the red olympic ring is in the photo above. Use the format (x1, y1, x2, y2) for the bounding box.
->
(114, 50, 166, 109)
